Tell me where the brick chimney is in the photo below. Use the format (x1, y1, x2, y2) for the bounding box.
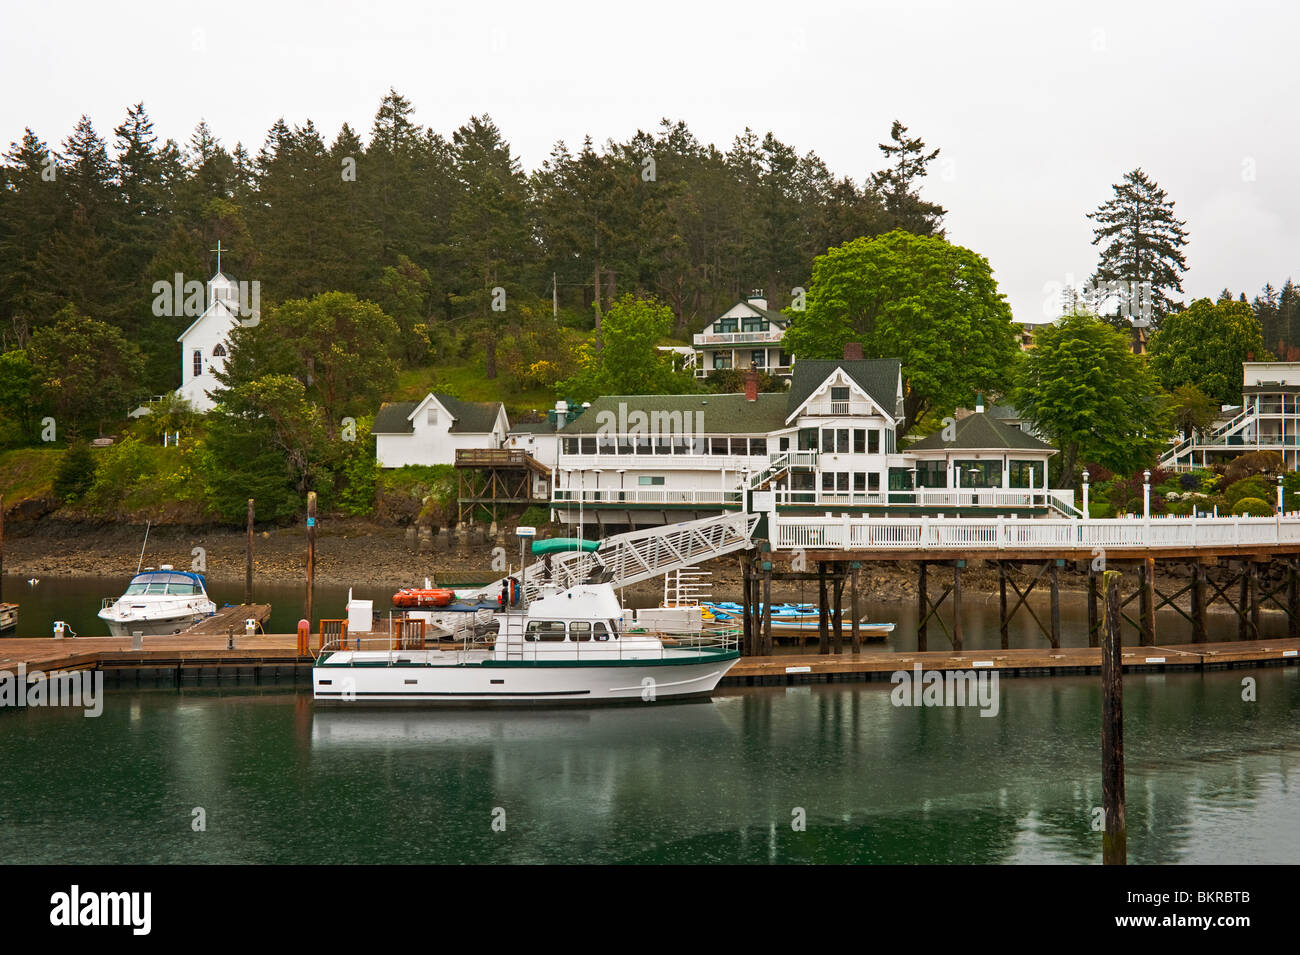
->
(843, 342, 864, 360)
(744, 368, 759, 402)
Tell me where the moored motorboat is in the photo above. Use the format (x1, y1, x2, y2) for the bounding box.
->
(702, 601, 894, 641)
(313, 582, 740, 706)
(98, 566, 217, 636)
(0, 602, 16, 634)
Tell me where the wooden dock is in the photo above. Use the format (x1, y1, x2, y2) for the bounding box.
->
(180, 603, 272, 636)
(0, 633, 1295, 686)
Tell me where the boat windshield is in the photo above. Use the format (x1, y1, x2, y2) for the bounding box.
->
(122, 573, 203, 596)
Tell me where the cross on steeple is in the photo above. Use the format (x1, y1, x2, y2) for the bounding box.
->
(210, 240, 225, 275)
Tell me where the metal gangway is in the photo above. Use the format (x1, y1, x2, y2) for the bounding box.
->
(473, 512, 761, 603)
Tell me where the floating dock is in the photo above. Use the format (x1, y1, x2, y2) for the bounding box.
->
(0, 633, 1295, 687)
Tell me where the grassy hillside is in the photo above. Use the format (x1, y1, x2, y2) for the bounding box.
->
(0, 448, 61, 503)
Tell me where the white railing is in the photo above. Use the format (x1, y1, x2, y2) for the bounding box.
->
(693, 330, 785, 345)
(772, 513, 1300, 551)
(771, 488, 1080, 515)
(557, 454, 766, 470)
(553, 488, 741, 506)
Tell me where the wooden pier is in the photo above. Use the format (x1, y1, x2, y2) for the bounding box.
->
(180, 603, 273, 636)
(0, 632, 1295, 687)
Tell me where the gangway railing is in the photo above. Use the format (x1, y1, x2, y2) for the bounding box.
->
(470, 512, 761, 604)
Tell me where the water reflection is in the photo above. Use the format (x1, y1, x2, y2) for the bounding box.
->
(0, 670, 1296, 863)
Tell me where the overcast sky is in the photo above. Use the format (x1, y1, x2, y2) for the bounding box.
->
(4, 0, 1296, 324)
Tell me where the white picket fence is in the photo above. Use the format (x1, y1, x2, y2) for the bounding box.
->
(771, 512, 1300, 551)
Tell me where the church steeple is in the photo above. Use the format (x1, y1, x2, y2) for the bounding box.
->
(207, 240, 237, 306)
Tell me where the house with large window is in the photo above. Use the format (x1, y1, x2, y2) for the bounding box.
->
(1162, 361, 1300, 471)
(691, 292, 793, 378)
(552, 345, 1068, 529)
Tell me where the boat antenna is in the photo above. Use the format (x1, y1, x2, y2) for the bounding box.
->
(135, 520, 152, 576)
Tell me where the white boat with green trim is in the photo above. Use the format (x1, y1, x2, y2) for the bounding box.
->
(313, 583, 740, 706)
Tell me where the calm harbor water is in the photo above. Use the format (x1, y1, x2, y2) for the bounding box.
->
(1, 670, 1297, 864)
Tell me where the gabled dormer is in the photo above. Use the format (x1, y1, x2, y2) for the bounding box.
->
(785, 347, 904, 427)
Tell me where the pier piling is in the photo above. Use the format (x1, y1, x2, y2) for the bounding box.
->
(1101, 569, 1127, 866)
(306, 491, 317, 627)
(245, 498, 254, 606)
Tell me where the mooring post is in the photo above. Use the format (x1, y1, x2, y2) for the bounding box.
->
(1289, 559, 1300, 640)
(817, 561, 830, 656)
(1101, 569, 1127, 865)
(1139, 557, 1155, 646)
(1049, 559, 1062, 650)
(952, 561, 963, 653)
(762, 560, 773, 656)
(1238, 560, 1250, 641)
(1249, 562, 1260, 640)
(831, 564, 844, 656)
(306, 491, 317, 628)
(245, 498, 255, 606)
(998, 560, 1009, 650)
(1087, 563, 1099, 648)
(850, 562, 861, 655)
(917, 561, 928, 653)
(1191, 562, 1207, 643)
(741, 555, 753, 655)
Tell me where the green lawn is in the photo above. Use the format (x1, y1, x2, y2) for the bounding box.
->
(393, 359, 557, 417)
(0, 447, 62, 502)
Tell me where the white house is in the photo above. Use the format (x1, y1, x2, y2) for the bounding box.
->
(691, 292, 793, 378)
(1162, 361, 1300, 471)
(176, 270, 244, 412)
(374, 392, 510, 468)
(552, 345, 1067, 529)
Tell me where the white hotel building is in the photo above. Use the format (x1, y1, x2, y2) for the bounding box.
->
(551, 347, 1070, 530)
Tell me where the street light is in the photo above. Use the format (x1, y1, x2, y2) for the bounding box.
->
(1278, 473, 1285, 515)
(1082, 469, 1090, 517)
(1143, 469, 1152, 519)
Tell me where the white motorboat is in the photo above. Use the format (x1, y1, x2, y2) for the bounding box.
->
(313, 583, 741, 706)
(98, 566, 217, 636)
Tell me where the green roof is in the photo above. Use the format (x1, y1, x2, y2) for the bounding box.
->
(561, 393, 791, 434)
(908, 412, 1056, 453)
(786, 359, 902, 420)
(373, 401, 419, 434)
(373, 394, 504, 435)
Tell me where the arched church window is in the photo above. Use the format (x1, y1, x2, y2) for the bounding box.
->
(193, 350, 202, 378)
(212, 343, 227, 358)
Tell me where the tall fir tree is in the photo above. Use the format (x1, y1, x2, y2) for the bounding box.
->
(1087, 167, 1189, 329)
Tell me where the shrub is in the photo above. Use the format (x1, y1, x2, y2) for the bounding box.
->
(1233, 496, 1273, 517)
(1225, 475, 1272, 509)
(53, 443, 96, 503)
(518, 505, 552, 528)
(1224, 450, 1283, 485)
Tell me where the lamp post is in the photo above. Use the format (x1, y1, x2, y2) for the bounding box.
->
(1143, 470, 1151, 519)
(1278, 473, 1285, 515)
(516, 525, 536, 610)
(1082, 469, 1090, 518)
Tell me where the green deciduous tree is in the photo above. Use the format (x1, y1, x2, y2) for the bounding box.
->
(28, 305, 144, 438)
(1147, 298, 1268, 405)
(783, 230, 1017, 433)
(557, 294, 698, 401)
(1012, 313, 1172, 485)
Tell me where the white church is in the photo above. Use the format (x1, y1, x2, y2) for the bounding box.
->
(175, 245, 252, 412)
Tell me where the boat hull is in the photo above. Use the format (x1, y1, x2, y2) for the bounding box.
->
(0, 603, 16, 633)
(313, 653, 740, 707)
(100, 613, 211, 637)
